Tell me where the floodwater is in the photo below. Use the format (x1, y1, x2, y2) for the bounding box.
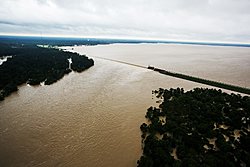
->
(0, 44, 250, 167)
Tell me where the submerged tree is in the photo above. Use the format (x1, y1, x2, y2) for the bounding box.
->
(0, 43, 94, 101)
(138, 88, 250, 167)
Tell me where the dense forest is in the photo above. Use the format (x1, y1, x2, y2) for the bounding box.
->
(138, 88, 250, 167)
(0, 42, 94, 101)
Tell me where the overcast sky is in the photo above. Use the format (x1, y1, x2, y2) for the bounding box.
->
(1, 0, 250, 42)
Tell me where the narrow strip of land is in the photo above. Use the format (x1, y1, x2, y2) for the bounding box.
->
(151, 67, 250, 95)
(93, 56, 250, 95)
(92, 56, 147, 69)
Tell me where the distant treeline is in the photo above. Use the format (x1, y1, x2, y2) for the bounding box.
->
(0, 43, 94, 101)
(1, 35, 250, 47)
(0, 36, 148, 46)
(138, 87, 250, 167)
(148, 66, 250, 95)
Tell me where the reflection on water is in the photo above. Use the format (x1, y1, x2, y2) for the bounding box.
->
(0, 44, 250, 167)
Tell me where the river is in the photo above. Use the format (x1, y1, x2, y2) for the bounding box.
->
(0, 44, 250, 167)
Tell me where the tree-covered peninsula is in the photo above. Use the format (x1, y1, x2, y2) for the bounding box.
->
(138, 88, 250, 167)
(0, 43, 94, 101)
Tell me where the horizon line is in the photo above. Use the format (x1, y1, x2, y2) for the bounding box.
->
(1, 34, 250, 47)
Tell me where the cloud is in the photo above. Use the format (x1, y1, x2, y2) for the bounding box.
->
(0, 0, 250, 42)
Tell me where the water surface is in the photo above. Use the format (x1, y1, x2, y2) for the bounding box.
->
(1, 44, 250, 167)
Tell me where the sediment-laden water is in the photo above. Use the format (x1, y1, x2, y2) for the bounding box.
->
(0, 44, 250, 167)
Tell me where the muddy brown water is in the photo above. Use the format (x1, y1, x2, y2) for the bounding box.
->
(1, 44, 250, 167)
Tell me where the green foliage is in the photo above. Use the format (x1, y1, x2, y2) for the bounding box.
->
(0, 43, 94, 100)
(138, 88, 250, 167)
